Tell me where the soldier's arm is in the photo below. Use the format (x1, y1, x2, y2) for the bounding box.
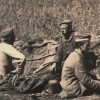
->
(3, 44, 25, 60)
(31, 43, 46, 48)
(22, 41, 52, 50)
(31, 40, 54, 48)
(75, 63, 100, 90)
(3, 44, 25, 74)
(54, 38, 63, 63)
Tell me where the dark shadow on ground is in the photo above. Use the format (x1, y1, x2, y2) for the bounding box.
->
(0, 90, 100, 100)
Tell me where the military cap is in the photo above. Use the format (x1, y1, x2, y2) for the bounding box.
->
(0, 27, 14, 37)
(76, 34, 91, 39)
(75, 35, 91, 43)
(59, 20, 72, 26)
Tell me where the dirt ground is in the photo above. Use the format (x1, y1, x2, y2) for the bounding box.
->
(0, 91, 100, 100)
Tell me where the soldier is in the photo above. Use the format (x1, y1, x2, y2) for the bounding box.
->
(0, 27, 25, 80)
(41, 20, 76, 95)
(53, 20, 75, 75)
(60, 36, 100, 99)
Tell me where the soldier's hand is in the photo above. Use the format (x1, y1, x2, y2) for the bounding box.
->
(11, 68, 22, 75)
(43, 40, 53, 45)
(49, 63, 56, 73)
(21, 44, 32, 50)
(11, 70, 18, 74)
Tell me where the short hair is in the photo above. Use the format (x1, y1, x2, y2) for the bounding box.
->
(0, 28, 14, 37)
(0, 27, 15, 44)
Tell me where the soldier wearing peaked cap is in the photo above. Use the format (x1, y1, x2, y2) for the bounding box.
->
(59, 20, 72, 26)
(60, 36, 100, 98)
(53, 20, 75, 74)
(75, 34, 91, 49)
(0, 27, 25, 80)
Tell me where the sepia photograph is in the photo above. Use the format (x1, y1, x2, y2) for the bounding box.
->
(0, 0, 100, 100)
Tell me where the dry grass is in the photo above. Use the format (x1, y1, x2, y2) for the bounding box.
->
(0, 0, 100, 40)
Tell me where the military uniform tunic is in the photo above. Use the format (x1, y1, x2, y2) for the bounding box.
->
(54, 33, 75, 74)
(0, 43, 25, 78)
(60, 49, 100, 98)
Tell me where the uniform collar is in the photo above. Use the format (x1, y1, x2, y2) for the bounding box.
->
(75, 49, 89, 59)
(67, 32, 74, 42)
(60, 32, 74, 42)
(75, 49, 83, 57)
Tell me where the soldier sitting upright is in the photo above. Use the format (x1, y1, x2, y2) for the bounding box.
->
(0, 27, 25, 80)
(60, 35, 100, 99)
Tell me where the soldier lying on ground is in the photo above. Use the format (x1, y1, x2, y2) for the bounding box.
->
(0, 38, 59, 93)
(21, 38, 53, 53)
(32, 39, 58, 74)
(19, 38, 59, 73)
(60, 36, 100, 99)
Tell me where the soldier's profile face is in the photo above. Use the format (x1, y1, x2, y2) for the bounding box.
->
(60, 24, 68, 35)
(81, 42, 90, 53)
